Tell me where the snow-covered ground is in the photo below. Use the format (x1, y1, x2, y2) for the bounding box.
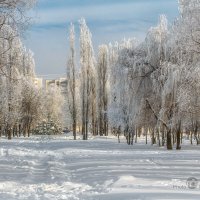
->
(0, 135, 200, 200)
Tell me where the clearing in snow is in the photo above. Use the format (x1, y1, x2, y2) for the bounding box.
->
(0, 135, 200, 200)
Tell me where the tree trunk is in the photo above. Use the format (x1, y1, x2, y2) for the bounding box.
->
(176, 131, 181, 150)
(19, 124, 22, 137)
(73, 120, 76, 140)
(131, 128, 134, 145)
(135, 127, 137, 143)
(117, 126, 121, 143)
(157, 127, 161, 147)
(145, 128, 148, 144)
(181, 131, 183, 144)
(194, 123, 199, 145)
(151, 128, 156, 145)
(190, 131, 193, 145)
(161, 127, 165, 146)
(8, 129, 12, 140)
(167, 130, 173, 150)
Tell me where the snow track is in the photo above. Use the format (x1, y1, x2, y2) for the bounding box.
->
(0, 136, 200, 199)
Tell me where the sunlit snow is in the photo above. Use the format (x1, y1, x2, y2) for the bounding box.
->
(0, 135, 200, 200)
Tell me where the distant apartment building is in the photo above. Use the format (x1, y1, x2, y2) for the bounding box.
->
(34, 76, 68, 96)
(45, 79, 57, 90)
(34, 78, 43, 89)
(57, 78, 68, 95)
(45, 78, 67, 95)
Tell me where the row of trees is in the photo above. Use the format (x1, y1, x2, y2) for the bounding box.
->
(66, 0, 200, 149)
(0, 0, 64, 139)
(66, 20, 109, 140)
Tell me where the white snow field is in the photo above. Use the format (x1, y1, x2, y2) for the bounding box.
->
(0, 135, 200, 200)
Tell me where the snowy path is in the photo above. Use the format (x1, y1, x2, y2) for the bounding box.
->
(0, 136, 200, 200)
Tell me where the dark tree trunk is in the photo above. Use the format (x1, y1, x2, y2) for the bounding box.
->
(131, 128, 134, 145)
(176, 121, 181, 150)
(19, 124, 22, 137)
(117, 126, 121, 143)
(73, 120, 76, 140)
(190, 131, 193, 145)
(145, 128, 148, 144)
(176, 131, 181, 150)
(161, 128, 165, 146)
(157, 128, 161, 147)
(8, 129, 12, 140)
(167, 130, 173, 150)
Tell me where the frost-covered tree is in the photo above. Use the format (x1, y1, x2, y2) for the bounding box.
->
(97, 45, 109, 136)
(0, 0, 48, 139)
(20, 79, 44, 137)
(79, 18, 96, 140)
(63, 0, 200, 150)
(44, 87, 64, 129)
(66, 23, 77, 140)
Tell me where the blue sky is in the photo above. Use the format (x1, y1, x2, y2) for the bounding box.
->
(24, 0, 179, 77)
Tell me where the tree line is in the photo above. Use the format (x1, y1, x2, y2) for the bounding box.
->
(0, 0, 64, 139)
(66, 0, 200, 149)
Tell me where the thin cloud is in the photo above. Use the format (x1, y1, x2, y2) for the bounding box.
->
(25, 0, 179, 76)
